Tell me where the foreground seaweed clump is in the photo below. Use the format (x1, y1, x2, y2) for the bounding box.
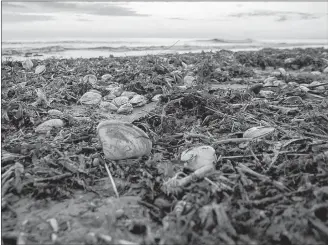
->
(1, 47, 328, 245)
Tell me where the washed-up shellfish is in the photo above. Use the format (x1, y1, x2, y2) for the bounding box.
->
(243, 126, 275, 139)
(129, 94, 147, 107)
(117, 103, 133, 114)
(184, 75, 196, 88)
(22, 59, 33, 70)
(278, 68, 287, 76)
(259, 90, 274, 98)
(79, 91, 102, 105)
(103, 93, 117, 101)
(112, 96, 129, 107)
(263, 77, 276, 87)
(83, 74, 97, 86)
(35, 119, 64, 133)
(152, 94, 162, 102)
(181, 145, 216, 171)
(35, 65, 46, 75)
(99, 101, 118, 112)
(48, 109, 64, 117)
(97, 120, 152, 160)
(121, 91, 136, 99)
(101, 74, 112, 81)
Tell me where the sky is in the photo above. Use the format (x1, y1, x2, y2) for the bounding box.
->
(2, 1, 328, 41)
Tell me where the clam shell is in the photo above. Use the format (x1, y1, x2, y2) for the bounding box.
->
(99, 101, 118, 112)
(184, 75, 196, 88)
(97, 120, 152, 160)
(117, 103, 133, 114)
(129, 95, 147, 107)
(121, 91, 137, 99)
(112, 87, 123, 97)
(79, 91, 102, 105)
(83, 74, 97, 85)
(299, 85, 310, 92)
(263, 77, 276, 87)
(103, 93, 117, 101)
(35, 65, 46, 75)
(259, 90, 274, 98)
(243, 126, 275, 139)
(152, 94, 162, 102)
(35, 119, 64, 133)
(48, 109, 64, 117)
(101, 74, 113, 81)
(181, 145, 216, 171)
(22, 59, 33, 70)
(112, 96, 129, 107)
(278, 68, 287, 76)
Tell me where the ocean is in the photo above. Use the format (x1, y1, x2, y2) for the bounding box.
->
(2, 38, 328, 61)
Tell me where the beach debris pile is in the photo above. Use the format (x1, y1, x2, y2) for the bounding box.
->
(1, 47, 328, 245)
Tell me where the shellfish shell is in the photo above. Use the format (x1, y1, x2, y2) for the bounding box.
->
(83, 74, 97, 86)
(121, 91, 137, 99)
(48, 109, 64, 117)
(129, 94, 147, 107)
(79, 91, 102, 105)
(112, 96, 129, 107)
(35, 65, 46, 75)
(97, 120, 152, 160)
(35, 119, 64, 133)
(22, 59, 33, 70)
(117, 103, 133, 114)
(99, 101, 118, 112)
(243, 126, 275, 139)
(181, 145, 216, 171)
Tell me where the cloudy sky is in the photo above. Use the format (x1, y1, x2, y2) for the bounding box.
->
(2, 1, 328, 41)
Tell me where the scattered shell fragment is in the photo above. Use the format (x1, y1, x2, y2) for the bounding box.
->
(129, 94, 147, 107)
(259, 90, 274, 98)
(121, 91, 136, 99)
(112, 96, 129, 107)
(103, 93, 117, 101)
(48, 109, 64, 117)
(184, 75, 196, 88)
(181, 145, 216, 171)
(22, 59, 33, 70)
(99, 101, 118, 112)
(311, 71, 321, 76)
(278, 68, 287, 76)
(35, 119, 64, 133)
(35, 65, 46, 75)
(101, 74, 112, 81)
(117, 103, 133, 114)
(152, 94, 162, 102)
(79, 91, 102, 105)
(97, 120, 152, 160)
(310, 81, 325, 90)
(83, 74, 97, 86)
(243, 126, 275, 139)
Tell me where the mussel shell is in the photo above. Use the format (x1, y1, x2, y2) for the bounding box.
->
(79, 91, 102, 105)
(243, 126, 275, 139)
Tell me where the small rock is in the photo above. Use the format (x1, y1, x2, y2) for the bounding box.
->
(249, 84, 263, 94)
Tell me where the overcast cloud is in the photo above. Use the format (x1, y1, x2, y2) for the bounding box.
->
(2, 2, 328, 41)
